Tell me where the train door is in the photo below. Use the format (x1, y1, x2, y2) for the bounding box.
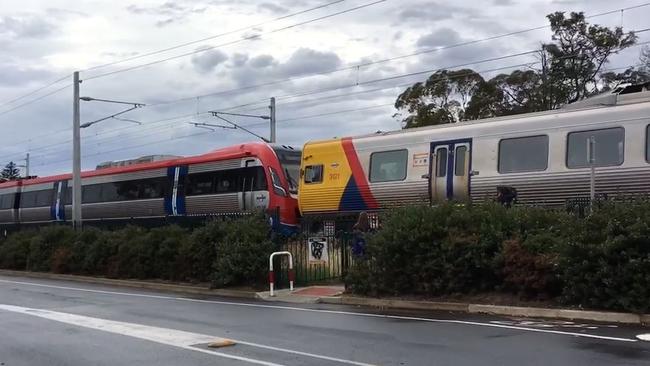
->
(241, 159, 257, 211)
(430, 139, 472, 202)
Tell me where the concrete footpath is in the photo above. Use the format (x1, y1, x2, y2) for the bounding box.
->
(1, 269, 648, 326)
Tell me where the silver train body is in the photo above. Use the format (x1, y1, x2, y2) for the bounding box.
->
(345, 87, 650, 208)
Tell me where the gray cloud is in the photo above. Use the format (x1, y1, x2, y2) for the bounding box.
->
(249, 55, 277, 68)
(0, 64, 54, 87)
(279, 48, 342, 77)
(397, 2, 479, 23)
(494, 0, 516, 5)
(416, 28, 463, 48)
(126, 2, 207, 27)
(0, 15, 55, 39)
(191, 49, 229, 74)
(258, 3, 289, 14)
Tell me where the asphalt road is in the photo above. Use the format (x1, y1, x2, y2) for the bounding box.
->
(0, 275, 648, 366)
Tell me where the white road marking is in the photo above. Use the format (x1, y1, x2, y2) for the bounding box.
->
(638, 334, 650, 341)
(0, 303, 376, 366)
(0, 278, 638, 343)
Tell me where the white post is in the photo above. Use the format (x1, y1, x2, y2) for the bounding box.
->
(72, 71, 82, 230)
(269, 251, 294, 297)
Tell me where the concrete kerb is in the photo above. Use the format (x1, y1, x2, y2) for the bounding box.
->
(1, 270, 648, 325)
(322, 296, 649, 325)
(0, 269, 258, 299)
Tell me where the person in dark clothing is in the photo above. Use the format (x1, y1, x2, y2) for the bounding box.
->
(351, 212, 370, 258)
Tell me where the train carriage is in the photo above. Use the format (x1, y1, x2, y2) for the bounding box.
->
(298, 84, 650, 216)
(0, 142, 301, 234)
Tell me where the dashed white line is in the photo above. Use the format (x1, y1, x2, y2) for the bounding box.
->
(637, 334, 650, 341)
(0, 278, 638, 343)
(0, 304, 377, 366)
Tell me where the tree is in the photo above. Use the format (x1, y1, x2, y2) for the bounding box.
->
(394, 69, 485, 128)
(600, 46, 650, 90)
(543, 12, 636, 102)
(396, 11, 638, 128)
(1, 162, 20, 181)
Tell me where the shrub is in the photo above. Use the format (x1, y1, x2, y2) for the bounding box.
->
(211, 214, 273, 289)
(179, 220, 223, 282)
(0, 230, 37, 270)
(559, 201, 650, 313)
(27, 226, 76, 272)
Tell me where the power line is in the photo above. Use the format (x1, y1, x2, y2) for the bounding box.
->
(4, 46, 648, 164)
(82, 0, 388, 81)
(0, 0, 349, 113)
(1, 1, 646, 123)
(0, 83, 72, 119)
(0, 73, 71, 109)
(82, 0, 348, 73)
(140, 5, 650, 109)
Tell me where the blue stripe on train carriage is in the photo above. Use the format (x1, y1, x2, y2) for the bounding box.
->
(50, 181, 66, 221)
(165, 165, 187, 216)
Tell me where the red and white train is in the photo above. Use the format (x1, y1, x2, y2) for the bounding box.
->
(0, 142, 301, 234)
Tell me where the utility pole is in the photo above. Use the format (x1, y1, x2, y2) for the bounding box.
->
(72, 71, 82, 230)
(24, 153, 29, 178)
(269, 97, 276, 143)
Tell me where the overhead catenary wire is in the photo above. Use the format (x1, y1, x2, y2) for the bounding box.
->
(81, 0, 348, 73)
(0, 48, 547, 160)
(82, 0, 389, 81)
(1, 1, 647, 124)
(136, 5, 650, 108)
(17, 59, 646, 168)
(3, 39, 648, 165)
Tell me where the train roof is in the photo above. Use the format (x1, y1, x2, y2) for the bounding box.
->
(306, 85, 650, 146)
(0, 142, 280, 189)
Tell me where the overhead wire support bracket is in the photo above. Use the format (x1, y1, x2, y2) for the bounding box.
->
(80, 104, 144, 128)
(208, 112, 271, 143)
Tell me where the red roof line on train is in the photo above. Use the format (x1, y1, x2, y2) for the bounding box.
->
(0, 142, 273, 189)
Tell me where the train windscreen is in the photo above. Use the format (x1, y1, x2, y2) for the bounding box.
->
(273, 147, 301, 194)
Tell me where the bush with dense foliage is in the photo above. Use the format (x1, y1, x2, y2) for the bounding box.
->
(0, 214, 273, 288)
(346, 201, 650, 313)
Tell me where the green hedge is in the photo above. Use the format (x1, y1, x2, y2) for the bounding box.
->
(346, 202, 650, 313)
(0, 214, 274, 289)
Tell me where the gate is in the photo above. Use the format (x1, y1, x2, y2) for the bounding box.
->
(275, 215, 356, 287)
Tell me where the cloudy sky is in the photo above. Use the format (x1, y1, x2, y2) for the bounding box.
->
(0, 0, 648, 176)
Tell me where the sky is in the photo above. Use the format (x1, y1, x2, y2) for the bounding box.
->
(0, 0, 648, 176)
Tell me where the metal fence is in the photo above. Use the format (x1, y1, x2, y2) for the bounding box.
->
(273, 215, 359, 288)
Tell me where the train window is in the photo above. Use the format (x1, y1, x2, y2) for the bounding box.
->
(436, 148, 447, 177)
(20, 190, 52, 208)
(20, 191, 37, 208)
(499, 135, 549, 173)
(139, 178, 168, 199)
(82, 184, 103, 204)
(35, 190, 53, 207)
(646, 125, 650, 163)
(0, 194, 13, 209)
(567, 128, 624, 168)
(64, 187, 72, 205)
(186, 172, 215, 196)
(269, 168, 286, 196)
(215, 170, 239, 193)
(304, 165, 324, 184)
(250, 166, 268, 191)
(370, 150, 408, 183)
(455, 146, 467, 176)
